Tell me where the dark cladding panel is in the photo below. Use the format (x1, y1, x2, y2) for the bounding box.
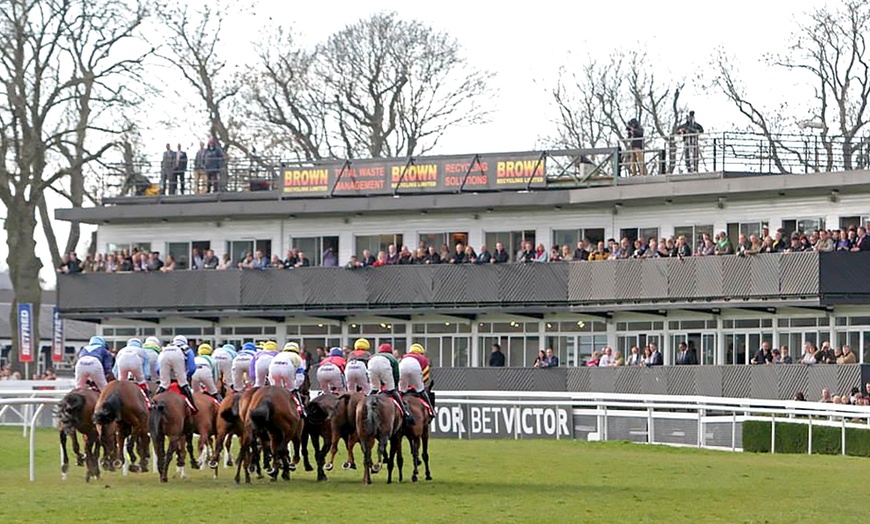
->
(366, 266, 434, 305)
(567, 263, 593, 301)
(722, 256, 753, 297)
(302, 268, 368, 306)
(240, 270, 304, 306)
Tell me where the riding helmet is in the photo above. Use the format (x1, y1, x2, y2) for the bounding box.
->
(241, 342, 257, 353)
(144, 336, 162, 347)
(143, 342, 161, 353)
(377, 343, 393, 354)
(89, 336, 107, 348)
(329, 347, 343, 357)
(172, 335, 189, 348)
(409, 343, 426, 355)
(197, 343, 213, 356)
(126, 338, 143, 348)
(262, 340, 279, 352)
(222, 343, 237, 353)
(283, 342, 300, 353)
(353, 338, 371, 351)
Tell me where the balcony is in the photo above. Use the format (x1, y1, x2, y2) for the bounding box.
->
(56, 252, 831, 319)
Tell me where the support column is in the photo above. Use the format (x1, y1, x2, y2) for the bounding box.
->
(471, 321, 480, 367)
(716, 317, 726, 365)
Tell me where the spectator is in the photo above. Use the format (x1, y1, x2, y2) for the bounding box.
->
(625, 117, 646, 176)
(372, 250, 388, 267)
(819, 388, 833, 403)
(398, 246, 414, 265)
(588, 241, 610, 261)
(190, 248, 204, 270)
(644, 239, 661, 258)
(202, 249, 219, 269)
(814, 341, 835, 364)
(543, 347, 559, 367)
(736, 234, 750, 255)
(439, 243, 451, 262)
(697, 236, 715, 256)
(676, 341, 698, 365)
(146, 251, 164, 272)
(647, 343, 663, 366)
(217, 253, 231, 270)
(268, 255, 282, 269)
(463, 245, 477, 263)
(119, 255, 134, 272)
(423, 246, 441, 264)
(295, 252, 310, 268)
(715, 231, 734, 255)
(609, 350, 625, 367)
(174, 143, 188, 194)
(477, 245, 492, 264)
(560, 244, 572, 261)
(491, 242, 509, 264)
(750, 341, 773, 365)
(161, 143, 174, 195)
(640, 346, 653, 366)
(193, 141, 207, 194)
(204, 137, 224, 193)
(449, 243, 467, 264)
(573, 240, 589, 262)
(549, 246, 562, 262)
(851, 227, 870, 251)
(792, 391, 806, 401)
(778, 345, 793, 364)
(598, 346, 612, 367)
(283, 249, 298, 269)
(800, 344, 817, 365)
(534, 243, 549, 263)
(237, 252, 255, 270)
(838, 345, 857, 364)
(489, 343, 505, 367)
(815, 230, 835, 252)
(346, 255, 362, 269)
(160, 254, 177, 272)
(533, 349, 546, 368)
(676, 110, 704, 172)
(759, 236, 775, 253)
(586, 351, 601, 367)
(517, 241, 534, 263)
(413, 248, 426, 264)
(320, 248, 337, 267)
(835, 230, 851, 251)
(386, 244, 400, 265)
(772, 230, 788, 252)
(611, 238, 631, 260)
(360, 249, 376, 267)
(626, 346, 642, 366)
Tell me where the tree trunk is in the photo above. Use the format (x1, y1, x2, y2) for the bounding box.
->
(4, 197, 43, 372)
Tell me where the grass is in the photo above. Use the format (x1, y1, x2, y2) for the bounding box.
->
(0, 427, 865, 523)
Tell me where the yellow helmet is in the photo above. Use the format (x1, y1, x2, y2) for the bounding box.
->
(283, 342, 300, 353)
(262, 340, 279, 352)
(409, 343, 425, 355)
(197, 343, 213, 356)
(353, 338, 371, 351)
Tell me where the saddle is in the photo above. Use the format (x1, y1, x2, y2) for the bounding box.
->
(406, 390, 434, 417)
(167, 383, 196, 412)
(379, 391, 403, 413)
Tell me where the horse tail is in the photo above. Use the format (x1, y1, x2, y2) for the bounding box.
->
(249, 396, 272, 432)
(150, 401, 166, 438)
(94, 390, 121, 425)
(58, 393, 85, 430)
(220, 394, 240, 423)
(364, 395, 381, 437)
(307, 398, 328, 423)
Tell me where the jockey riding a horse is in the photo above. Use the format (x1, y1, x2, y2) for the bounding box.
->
(231, 342, 257, 392)
(317, 348, 347, 393)
(251, 341, 279, 388)
(192, 343, 223, 402)
(142, 337, 161, 386)
(212, 343, 237, 387)
(400, 343, 435, 417)
(269, 342, 307, 415)
(75, 336, 114, 392)
(368, 343, 414, 425)
(345, 338, 372, 394)
(154, 335, 198, 412)
(113, 338, 152, 403)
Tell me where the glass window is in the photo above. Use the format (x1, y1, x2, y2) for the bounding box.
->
(167, 241, 191, 270)
(291, 236, 339, 266)
(418, 232, 469, 252)
(227, 240, 254, 265)
(484, 230, 535, 262)
(553, 229, 581, 251)
(355, 234, 403, 257)
(674, 225, 713, 252)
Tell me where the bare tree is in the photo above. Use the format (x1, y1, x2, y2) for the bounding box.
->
(316, 12, 492, 159)
(713, 1, 870, 172)
(0, 0, 148, 368)
(551, 50, 685, 174)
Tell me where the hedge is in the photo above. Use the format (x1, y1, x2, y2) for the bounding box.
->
(743, 420, 870, 457)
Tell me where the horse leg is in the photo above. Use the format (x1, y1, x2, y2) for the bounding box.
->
(71, 431, 85, 467)
(361, 436, 373, 485)
(388, 435, 402, 484)
(126, 434, 140, 473)
(301, 430, 313, 472)
(186, 432, 199, 470)
(60, 430, 70, 480)
(137, 432, 150, 473)
(224, 433, 234, 467)
(176, 435, 187, 480)
(347, 434, 359, 469)
(86, 431, 101, 481)
(154, 433, 168, 483)
(410, 436, 420, 483)
(422, 430, 432, 481)
(316, 434, 330, 482)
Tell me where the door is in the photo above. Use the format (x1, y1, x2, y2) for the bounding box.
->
(671, 332, 716, 365)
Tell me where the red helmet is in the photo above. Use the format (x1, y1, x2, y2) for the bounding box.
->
(377, 343, 393, 354)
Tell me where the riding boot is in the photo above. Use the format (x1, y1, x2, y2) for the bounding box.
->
(181, 384, 199, 413)
(391, 390, 415, 425)
(421, 389, 435, 416)
(212, 391, 223, 403)
(294, 390, 308, 418)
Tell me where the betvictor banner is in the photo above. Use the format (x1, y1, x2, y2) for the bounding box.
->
(429, 403, 572, 439)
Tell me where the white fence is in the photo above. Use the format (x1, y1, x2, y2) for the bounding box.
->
(4, 383, 870, 482)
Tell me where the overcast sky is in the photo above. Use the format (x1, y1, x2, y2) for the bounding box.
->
(0, 0, 831, 287)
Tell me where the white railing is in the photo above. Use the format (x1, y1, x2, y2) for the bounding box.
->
(4, 384, 870, 482)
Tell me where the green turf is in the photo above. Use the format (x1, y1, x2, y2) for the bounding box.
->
(0, 427, 864, 523)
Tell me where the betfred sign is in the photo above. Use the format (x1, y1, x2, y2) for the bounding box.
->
(18, 303, 33, 363)
(51, 307, 64, 363)
(430, 404, 571, 439)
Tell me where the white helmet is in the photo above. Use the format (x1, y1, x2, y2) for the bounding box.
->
(172, 335, 189, 348)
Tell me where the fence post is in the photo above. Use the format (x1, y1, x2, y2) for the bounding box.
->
(602, 405, 608, 441)
(731, 411, 737, 452)
(29, 404, 45, 482)
(771, 417, 776, 454)
(842, 417, 847, 456)
(648, 408, 654, 444)
(808, 418, 813, 455)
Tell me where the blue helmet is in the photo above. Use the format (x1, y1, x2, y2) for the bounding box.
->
(127, 338, 142, 348)
(89, 336, 106, 348)
(242, 342, 257, 353)
(329, 347, 343, 357)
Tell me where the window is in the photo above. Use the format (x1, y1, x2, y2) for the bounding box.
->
(782, 219, 825, 238)
(291, 236, 339, 266)
(106, 242, 152, 255)
(674, 225, 713, 252)
(226, 239, 272, 265)
(418, 232, 468, 251)
(167, 242, 190, 270)
(552, 228, 605, 250)
(484, 230, 535, 262)
(619, 227, 659, 244)
(839, 216, 870, 231)
(727, 221, 766, 243)
(355, 234, 403, 256)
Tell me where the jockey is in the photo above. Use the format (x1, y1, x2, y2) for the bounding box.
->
(345, 337, 372, 393)
(269, 342, 306, 415)
(250, 340, 279, 388)
(400, 343, 434, 415)
(192, 343, 222, 402)
(368, 343, 414, 425)
(211, 343, 237, 385)
(113, 338, 151, 400)
(155, 335, 198, 412)
(317, 347, 347, 393)
(75, 336, 113, 392)
(231, 342, 257, 392)
(142, 337, 161, 385)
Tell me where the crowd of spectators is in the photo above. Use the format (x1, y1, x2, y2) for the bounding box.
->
(793, 383, 870, 406)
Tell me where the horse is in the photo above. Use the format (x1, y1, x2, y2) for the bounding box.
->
(189, 391, 220, 475)
(355, 393, 404, 485)
(150, 387, 193, 482)
(93, 380, 150, 475)
(57, 388, 101, 481)
(236, 386, 303, 484)
(326, 391, 364, 471)
(402, 393, 433, 482)
(218, 388, 269, 478)
(302, 391, 338, 481)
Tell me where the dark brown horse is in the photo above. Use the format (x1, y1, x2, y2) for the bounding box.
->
(219, 388, 270, 478)
(150, 388, 193, 482)
(302, 392, 338, 481)
(57, 388, 101, 481)
(189, 392, 220, 475)
(93, 380, 150, 474)
(326, 391, 364, 471)
(236, 386, 303, 484)
(355, 393, 404, 485)
(402, 393, 433, 482)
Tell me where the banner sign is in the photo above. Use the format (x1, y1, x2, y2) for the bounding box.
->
(429, 403, 572, 439)
(282, 152, 547, 197)
(51, 307, 64, 363)
(18, 303, 33, 363)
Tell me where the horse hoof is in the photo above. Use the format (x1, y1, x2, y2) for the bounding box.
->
(208, 460, 219, 469)
(317, 474, 327, 482)
(412, 475, 418, 483)
(371, 463, 381, 474)
(62, 472, 68, 481)
(128, 464, 141, 474)
(76, 458, 85, 467)
(112, 459, 123, 469)
(341, 462, 350, 470)
(350, 463, 357, 470)
(324, 463, 333, 471)
(426, 475, 432, 481)
(282, 471, 290, 481)
(226, 459, 233, 467)
(247, 464, 257, 474)
(288, 463, 297, 472)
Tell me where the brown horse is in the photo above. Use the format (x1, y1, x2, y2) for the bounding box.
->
(236, 386, 303, 484)
(188, 392, 220, 475)
(402, 393, 433, 482)
(93, 380, 150, 474)
(150, 388, 193, 482)
(355, 393, 404, 485)
(302, 392, 338, 481)
(57, 388, 101, 481)
(219, 388, 270, 478)
(326, 391, 364, 471)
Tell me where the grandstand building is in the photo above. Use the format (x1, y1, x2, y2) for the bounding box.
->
(54, 135, 870, 369)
